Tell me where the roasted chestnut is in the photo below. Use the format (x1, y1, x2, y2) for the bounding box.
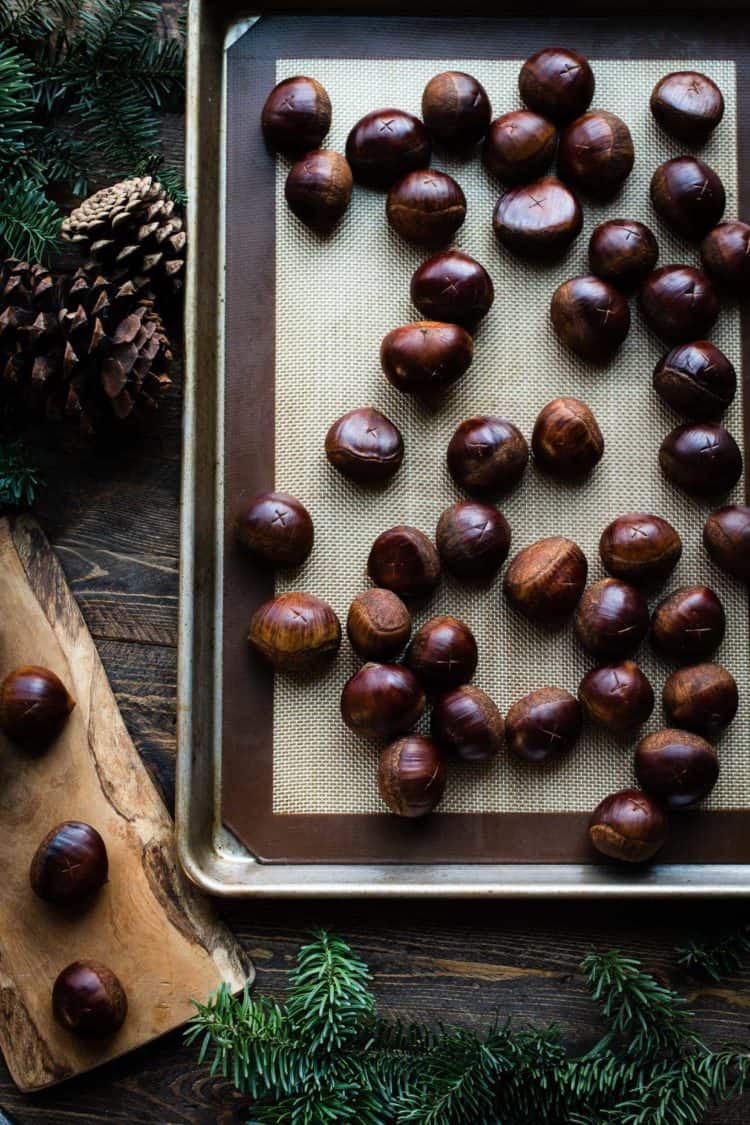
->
(701, 221, 750, 291)
(558, 111, 634, 197)
(367, 526, 441, 599)
(380, 321, 473, 396)
(378, 735, 446, 817)
(284, 150, 352, 232)
(653, 340, 736, 419)
(405, 615, 478, 694)
(431, 684, 504, 761)
(639, 266, 720, 344)
(30, 822, 108, 904)
(261, 76, 331, 156)
(248, 592, 341, 671)
(503, 536, 587, 623)
(386, 170, 466, 246)
(53, 960, 128, 1038)
(650, 157, 726, 240)
(447, 415, 529, 496)
(492, 176, 582, 260)
(325, 407, 404, 483)
(436, 500, 511, 579)
(482, 110, 557, 184)
(659, 422, 742, 496)
(532, 396, 604, 478)
(550, 275, 630, 362)
(651, 585, 725, 660)
(235, 491, 314, 568)
(578, 661, 654, 731)
(588, 789, 668, 863)
(704, 505, 750, 580)
(505, 687, 582, 764)
(421, 71, 491, 149)
(0, 666, 75, 748)
(341, 662, 425, 740)
(574, 578, 649, 659)
(662, 662, 738, 736)
(650, 71, 724, 143)
(518, 47, 595, 124)
(410, 249, 494, 329)
(599, 513, 682, 586)
(346, 588, 412, 661)
(345, 108, 431, 190)
(588, 219, 658, 291)
(635, 728, 719, 809)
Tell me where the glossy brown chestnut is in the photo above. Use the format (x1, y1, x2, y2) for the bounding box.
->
(380, 321, 473, 396)
(421, 71, 491, 149)
(235, 491, 314, 568)
(518, 47, 595, 124)
(653, 340, 736, 419)
(410, 249, 494, 330)
(550, 275, 630, 362)
(367, 526, 441, 599)
(574, 579, 649, 659)
(578, 661, 654, 731)
(599, 513, 682, 586)
(532, 396, 604, 478)
(492, 176, 582, 260)
(482, 110, 557, 184)
(588, 789, 668, 863)
(635, 728, 719, 809)
(378, 735, 446, 817)
(248, 592, 341, 672)
(341, 662, 425, 740)
(663, 662, 738, 736)
(345, 108, 431, 190)
(650, 71, 724, 144)
(701, 221, 750, 291)
(53, 960, 127, 1038)
(704, 505, 750, 580)
(651, 585, 726, 660)
(650, 157, 726, 240)
(346, 589, 412, 662)
(284, 150, 352, 232)
(588, 219, 659, 291)
(503, 536, 587, 623)
(325, 407, 404, 483)
(659, 422, 742, 496)
(0, 666, 75, 748)
(447, 416, 529, 496)
(431, 684, 505, 762)
(639, 266, 720, 344)
(436, 500, 511, 579)
(261, 76, 331, 157)
(405, 615, 478, 694)
(386, 170, 466, 246)
(30, 821, 108, 904)
(506, 687, 582, 764)
(558, 111, 634, 197)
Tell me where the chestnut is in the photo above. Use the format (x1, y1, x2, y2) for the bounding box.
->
(653, 340, 736, 419)
(704, 505, 750, 580)
(248, 592, 341, 672)
(261, 76, 331, 157)
(345, 108, 431, 190)
(662, 662, 738, 736)
(532, 396, 604, 478)
(386, 170, 466, 246)
(518, 47, 595, 125)
(505, 687, 582, 764)
(410, 249, 494, 330)
(650, 157, 725, 240)
(341, 662, 425, 740)
(558, 111, 634, 197)
(347, 589, 411, 662)
(659, 422, 742, 496)
(701, 221, 750, 291)
(325, 406, 404, 483)
(503, 536, 587, 623)
(53, 960, 127, 1038)
(447, 415, 529, 496)
(482, 110, 557, 184)
(431, 684, 504, 761)
(367, 526, 441, 599)
(550, 275, 630, 362)
(574, 579, 649, 659)
(436, 500, 511, 579)
(599, 513, 682, 586)
(650, 71, 724, 144)
(235, 490, 313, 568)
(588, 219, 659, 292)
(284, 150, 352, 232)
(651, 585, 725, 661)
(0, 665, 75, 748)
(378, 735, 446, 817)
(492, 176, 582, 260)
(30, 822, 108, 904)
(380, 321, 473, 397)
(405, 615, 478, 694)
(639, 266, 719, 344)
(421, 71, 491, 150)
(588, 789, 668, 863)
(635, 728, 719, 809)
(578, 661, 654, 731)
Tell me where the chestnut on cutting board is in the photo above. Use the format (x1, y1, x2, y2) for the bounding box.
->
(53, 960, 128, 1038)
(31, 822, 108, 904)
(0, 665, 75, 748)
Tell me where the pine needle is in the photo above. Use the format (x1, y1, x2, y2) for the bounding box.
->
(676, 924, 750, 982)
(0, 440, 43, 507)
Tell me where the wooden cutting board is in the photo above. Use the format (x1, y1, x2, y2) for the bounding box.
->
(0, 514, 252, 1092)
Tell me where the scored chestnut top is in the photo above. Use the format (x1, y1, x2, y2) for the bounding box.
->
(532, 396, 604, 479)
(558, 110, 634, 197)
(599, 513, 682, 586)
(410, 249, 494, 329)
(652, 341, 736, 420)
(701, 221, 750, 291)
(345, 108, 431, 190)
(447, 415, 529, 496)
(550, 276, 630, 362)
(650, 71, 725, 144)
(261, 76, 332, 156)
(235, 490, 313, 569)
(503, 536, 587, 623)
(588, 219, 659, 292)
(325, 407, 404, 484)
(367, 526, 441, 599)
(704, 505, 750, 581)
(518, 47, 595, 124)
(482, 110, 557, 185)
(659, 422, 743, 497)
(492, 176, 582, 260)
(284, 150, 352, 233)
(421, 71, 491, 149)
(639, 266, 720, 344)
(380, 321, 473, 397)
(650, 156, 726, 240)
(651, 584, 726, 661)
(386, 170, 466, 247)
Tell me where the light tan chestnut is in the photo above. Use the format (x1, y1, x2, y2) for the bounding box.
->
(248, 592, 341, 672)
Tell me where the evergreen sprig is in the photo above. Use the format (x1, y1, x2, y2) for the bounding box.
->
(0, 439, 43, 507)
(676, 924, 750, 982)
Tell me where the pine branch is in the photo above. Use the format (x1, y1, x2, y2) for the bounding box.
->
(676, 925, 750, 982)
(0, 43, 36, 162)
(0, 177, 60, 260)
(0, 0, 79, 44)
(0, 440, 43, 508)
(286, 930, 375, 1052)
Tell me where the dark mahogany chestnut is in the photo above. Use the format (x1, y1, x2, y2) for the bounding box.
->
(261, 76, 331, 157)
(518, 47, 595, 124)
(651, 585, 726, 661)
(639, 266, 720, 344)
(650, 157, 726, 240)
(30, 822, 108, 904)
(405, 615, 478, 694)
(345, 108, 431, 190)
(701, 221, 750, 291)
(506, 687, 582, 764)
(574, 578, 649, 659)
(248, 592, 341, 672)
(436, 500, 511, 579)
(53, 960, 128, 1038)
(284, 150, 352, 232)
(492, 176, 582, 260)
(421, 71, 491, 150)
(341, 662, 425, 740)
(663, 662, 738, 736)
(588, 789, 668, 863)
(325, 406, 404, 483)
(650, 71, 724, 144)
(410, 249, 494, 329)
(588, 219, 658, 291)
(578, 661, 654, 731)
(704, 505, 750, 580)
(447, 416, 529, 496)
(659, 422, 742, 496)
(653, 340, 736, 419)
(550, 275, 630, 362)
(378, 735, 446, 817)
(346, 589, 411, 662)
(380, 321, 473, 397)
(386, 170, 466, 246)
(558, 111, 634, 197)
(0, 666, 75, 749)
(367, 526, 441, 599)
(503, 536, 587, 623)
(482, 110, 557, 184)
(236, 490, 313, 568)
(635, 728, 719, 809)
(532, 396, 604, 478)
(431, 684, 505, 762)
(599, 513, 682, 586)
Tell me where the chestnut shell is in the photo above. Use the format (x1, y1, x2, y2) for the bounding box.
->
(30, 821, 108, 904)
(235, 491, 314, 568)
(436, 500, 511, 579)
(410, 249, 494, 329)
(0, 665, 75, 748)
(248, 592, 341, 671)
(651, 584, 726, 661)
(345, 108, 431, 190)
(405, 614, 478, 694)
(380, 321, 473, 396)
(519, 47, 595, 124)
(378, 735, 446, 817)
(650, 157, 726, 240)
(503, 536, 587, 623)
(659, 422, 743, 496)
(53, 960, 128, 1038)
(325, 407, 404, 483)
(421, 71, 492, 149)
(588, 789, 668, 863)
(703, 505, 750, 580)
(635, 728, 719, 810)
(662, 662, 738, 736)
(447, 416, 529, 497)
(341, 662, 425, 740)
(639, 266, 720, 344)
(367, 526, 441, 599)
(505, 687, 582, 764)
(431, 685, 505, 761)
(599, 513, 682, 586)
(492, 176, 582, 260)
(652, 340, 736, 420)
(558, 110, 634, 197)
(578, 662, 654, 731)
(550, 275, 630, 362)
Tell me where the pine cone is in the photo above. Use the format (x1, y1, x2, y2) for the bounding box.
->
(0, 260, 63, 418)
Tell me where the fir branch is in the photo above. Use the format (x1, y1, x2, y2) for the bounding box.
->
(676, 924, 750, 982)
(0, 0, 79, 44)
(0, 176, 60, 260)
(0, 440, 43, 508)
(286, 930, 375, 1052)
(0, 43, 36, 162)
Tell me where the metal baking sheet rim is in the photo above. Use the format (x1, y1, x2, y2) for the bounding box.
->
(177, 0, 750, 898)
